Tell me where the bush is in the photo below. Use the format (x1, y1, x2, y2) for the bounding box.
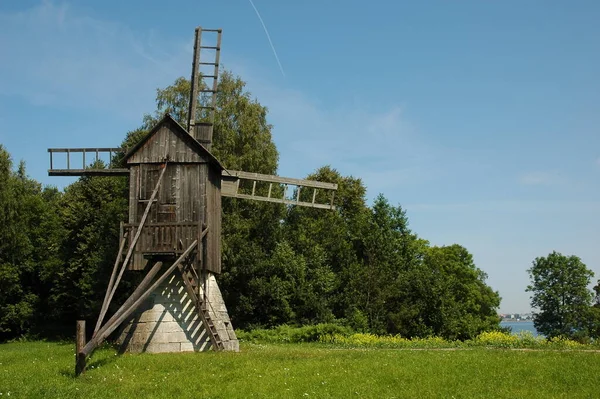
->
(237, 323, 352, 343)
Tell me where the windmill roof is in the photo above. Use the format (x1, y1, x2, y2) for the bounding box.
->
(123, 113, 224, 170)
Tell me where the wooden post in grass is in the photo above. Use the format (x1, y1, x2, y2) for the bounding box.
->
(76, 320, 86, 376)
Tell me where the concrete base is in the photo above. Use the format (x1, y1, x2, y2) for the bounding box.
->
(116, 271, 239, 353)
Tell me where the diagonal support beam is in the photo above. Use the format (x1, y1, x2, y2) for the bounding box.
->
(95, 162, 168, 336)
(82, 240, 198, 358)
(93, 233, 128, 337)
(91, 260, 165, 347)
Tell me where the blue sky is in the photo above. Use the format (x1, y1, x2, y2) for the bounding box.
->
(1, 0, 599, 313)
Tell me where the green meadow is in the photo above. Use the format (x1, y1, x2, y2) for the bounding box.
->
(1, 340, 599, 398)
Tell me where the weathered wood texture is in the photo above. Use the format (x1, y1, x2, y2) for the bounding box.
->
(122, 117, 222, 273)
(194, 123, 214, 148)
(127, 121, 208, 164)
(222, 170, 338, 210)
(48, 147, 125, 176)
(125, 163, 206, 271)
(82, 241, 196, 356)
(76, 320, 86, 376)
(187, 27, 202, 132)
(48, 169, 128, 176)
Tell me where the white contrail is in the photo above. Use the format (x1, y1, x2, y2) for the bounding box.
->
(248, 0, 285, 77)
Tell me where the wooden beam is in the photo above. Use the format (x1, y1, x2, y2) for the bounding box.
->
(75, 320, 86, 376)
(82, 240, 197, 357)
(91, 260, 164, 347)
(48, 169, 128, 176)
(124, 222, 201, 227)
(187, 27, 202, 132)
(93, 234, 128, 337)
(230, 193, 336, 210)
(48, 147, 121, 153)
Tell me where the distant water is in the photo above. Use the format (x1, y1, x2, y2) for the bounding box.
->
(500, 321, 540, 337)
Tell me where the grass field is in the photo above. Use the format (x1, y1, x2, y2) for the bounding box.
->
(1, 341, 599, 398)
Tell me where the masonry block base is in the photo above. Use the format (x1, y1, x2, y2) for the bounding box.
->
(116, 271, 239, 353)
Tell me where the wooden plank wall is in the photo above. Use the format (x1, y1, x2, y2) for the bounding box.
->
(124, 162, 209, 270)
(127, 123, 205, 164)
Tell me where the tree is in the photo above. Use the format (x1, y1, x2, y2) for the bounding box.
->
(401, 244, 501, 340)
(47, 168, 129, 329)
(588, 281, 600, 339)
(282, 166, 370, 328)
(0, 145, 65, 340)
(526, 251, 594, 339)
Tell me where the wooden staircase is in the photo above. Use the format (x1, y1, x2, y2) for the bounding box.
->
(178, 262, 225, 350)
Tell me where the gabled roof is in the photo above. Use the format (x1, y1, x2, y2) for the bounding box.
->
(123, 113, 224, 170)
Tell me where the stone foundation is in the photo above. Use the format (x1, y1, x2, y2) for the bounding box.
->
(116, 272, 239, 353)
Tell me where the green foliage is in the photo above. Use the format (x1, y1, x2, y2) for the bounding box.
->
(237, 323, 352, 343)
(0, 146, 64, 339)
(238, 325, 599, 350)
(0, 69, 506, 341)
(527, 251, 594, 339)
(47, 170, 128, 328)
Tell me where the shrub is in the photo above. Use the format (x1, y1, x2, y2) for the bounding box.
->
(237, 323, 352, 343)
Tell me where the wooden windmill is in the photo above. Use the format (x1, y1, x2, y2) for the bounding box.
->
(48, 27, 337, 375)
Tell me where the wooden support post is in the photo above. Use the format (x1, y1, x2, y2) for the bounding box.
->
(82, 241, 197, 357)
(76, 320, 86, 376)
(82, 151, 86, 170)
(268, 183, 272, 198)
(312, 188, 317, 204)
(67, 149, 70, 170)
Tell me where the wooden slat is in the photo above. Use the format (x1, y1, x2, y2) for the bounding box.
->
(231, 193, 335, 210)
(124, 222, 199, 227)
(48, 147, 121, 153)
(48, 169, 128, 176)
